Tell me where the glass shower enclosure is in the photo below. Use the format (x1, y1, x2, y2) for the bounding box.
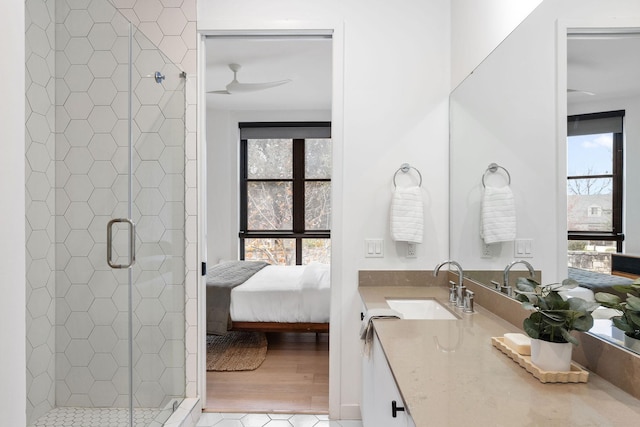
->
(30, 1, 186, 425)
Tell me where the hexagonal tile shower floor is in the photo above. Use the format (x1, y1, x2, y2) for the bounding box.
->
(28, 407, 167, 427)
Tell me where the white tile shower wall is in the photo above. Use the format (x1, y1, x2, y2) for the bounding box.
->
(25, 0, 57, 424)
(54, 0, 188, 409)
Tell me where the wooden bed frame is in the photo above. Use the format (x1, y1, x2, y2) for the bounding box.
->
(611, 253, 640, 280)
(230, 321, 329, 333)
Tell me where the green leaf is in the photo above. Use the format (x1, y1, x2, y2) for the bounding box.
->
(560, 278, 579, 290)
(538, 310, 566, 325)
(612, 285, 635, 294)
(568, 297, 599, 313)
(536, 296, 549, 311)
(516, 277, 538, 293)
(521, 301, 536, 311)
(544, 291, 569, 310)
(626, 296, 640, 311)
(523, 317, 540, 339)
(595, 292, 621, 305)
(572, 314, 594, 332)
(628, 312, 640, 330)
(560, 328, 578, 345)
(612, 317, 634, 333)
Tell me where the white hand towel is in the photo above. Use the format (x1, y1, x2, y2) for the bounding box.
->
(360, 308, 402, 356)
(481, 185, 516, 244)
(390, 186, 424, 243)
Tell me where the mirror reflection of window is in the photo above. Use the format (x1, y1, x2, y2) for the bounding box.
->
(567, 111, 624, 272)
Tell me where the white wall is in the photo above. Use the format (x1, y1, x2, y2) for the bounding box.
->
(199, 0, 451, 419)
(569, 97, 640, 255)
(450, 0, 543, 88)
(207, 109, 331, 264)
(0, 0, 26, 425)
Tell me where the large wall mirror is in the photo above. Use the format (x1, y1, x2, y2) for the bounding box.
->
(449, 0, 640, 356)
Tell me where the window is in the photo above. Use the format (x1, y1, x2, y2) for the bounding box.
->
(567, 111, 624, 267)
(588, 205, 602, 217)
(239, 122, 331, 265)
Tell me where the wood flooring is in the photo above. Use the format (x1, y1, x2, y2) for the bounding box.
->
(205, 332, 329, 414)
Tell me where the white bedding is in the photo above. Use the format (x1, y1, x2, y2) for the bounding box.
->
(229, 263, 331, 323)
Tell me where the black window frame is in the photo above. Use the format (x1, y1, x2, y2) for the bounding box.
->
(239, 122, 331, 265)
(567, 110, 624, 252)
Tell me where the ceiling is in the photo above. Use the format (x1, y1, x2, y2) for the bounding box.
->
(205, 36, 332, 111)
(567, 33, 640, 105)
(204, 34, 639, 111)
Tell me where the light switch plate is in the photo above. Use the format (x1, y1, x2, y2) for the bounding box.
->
(364, 239, 384, 258)
(514, 239, 534, 258)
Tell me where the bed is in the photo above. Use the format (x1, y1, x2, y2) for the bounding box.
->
(568, 267, 632, 299)
(206, 260, 331, 335)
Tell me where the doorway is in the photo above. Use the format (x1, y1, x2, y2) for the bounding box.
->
(201, 34, 333, 414)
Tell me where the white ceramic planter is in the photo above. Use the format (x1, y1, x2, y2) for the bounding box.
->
(624, 334, 640, 353)
(530, 338, 573, 372)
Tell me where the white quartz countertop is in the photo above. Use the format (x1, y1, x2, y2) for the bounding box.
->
(359, 286, 640, 427)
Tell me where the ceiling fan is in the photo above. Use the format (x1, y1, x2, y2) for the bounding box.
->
(208, 63, 292, 95)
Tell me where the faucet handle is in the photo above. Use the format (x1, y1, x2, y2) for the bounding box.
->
(448, 281, 457, 304)
(490, 280, 501, 290)
(463, 289, 475, 313)
(501, 284, 513, 297)
(456, 284, 467, 308)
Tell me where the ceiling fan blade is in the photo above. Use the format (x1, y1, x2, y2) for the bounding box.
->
(567, 88, 595, 96)
(209, 63, 292, 95)
(227, 79, 292, 94)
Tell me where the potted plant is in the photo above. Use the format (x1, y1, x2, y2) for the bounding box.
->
(515, 277, 599, 371)
(594, 278, 640, 352)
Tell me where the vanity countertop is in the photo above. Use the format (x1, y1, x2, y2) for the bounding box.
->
(359, 285, 640, 426)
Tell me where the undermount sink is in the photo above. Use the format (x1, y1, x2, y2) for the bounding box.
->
(385, 297, 458, 320)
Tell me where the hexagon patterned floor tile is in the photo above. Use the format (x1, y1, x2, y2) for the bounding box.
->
(196, 413, 363, 427)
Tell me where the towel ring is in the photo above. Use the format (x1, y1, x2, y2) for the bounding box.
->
(393, 163, 423, 188)
(482, 163, 511, 187)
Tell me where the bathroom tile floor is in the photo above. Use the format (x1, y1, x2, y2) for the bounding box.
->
(29, 408, 363, 427)
(196, 413, 363, 427)
(29, 407, 166, 427)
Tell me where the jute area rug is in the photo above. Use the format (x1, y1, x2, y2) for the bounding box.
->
(206, 331, 268, 371)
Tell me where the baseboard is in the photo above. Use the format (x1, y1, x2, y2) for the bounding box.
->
(339, 403, 362, 420)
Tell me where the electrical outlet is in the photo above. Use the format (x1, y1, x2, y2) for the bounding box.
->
(481, 243, 492, 258)
(407, 242, 417, 258)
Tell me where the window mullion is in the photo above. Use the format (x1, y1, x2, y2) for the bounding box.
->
(239, 139, 248, 232)
(292, 139, 305, 234)
(613, 132, 624, 251)
(292, 139, 305, 264)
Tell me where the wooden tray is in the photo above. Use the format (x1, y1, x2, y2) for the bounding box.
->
(491, 337, 589, 383)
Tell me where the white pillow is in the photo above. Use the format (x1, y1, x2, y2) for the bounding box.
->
(300, 262, 331, 289)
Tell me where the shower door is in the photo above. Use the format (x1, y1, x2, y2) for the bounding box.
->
(107, 23, 187, 425)
(56, 2, 185, 425)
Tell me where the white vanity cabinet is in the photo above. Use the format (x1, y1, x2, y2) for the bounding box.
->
(362, 330, 416, 427)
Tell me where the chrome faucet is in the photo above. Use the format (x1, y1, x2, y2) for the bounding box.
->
(434, 260, 465, 308)
(503, 260, 535, 297)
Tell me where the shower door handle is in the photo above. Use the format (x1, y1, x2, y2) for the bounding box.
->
(107, 218, 136, 269)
